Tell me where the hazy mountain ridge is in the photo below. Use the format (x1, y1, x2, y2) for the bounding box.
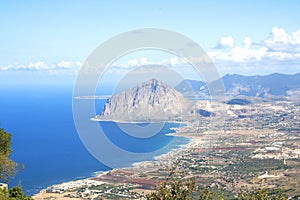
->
(175, 79, 206, 95)
(176, 72, 300, 98)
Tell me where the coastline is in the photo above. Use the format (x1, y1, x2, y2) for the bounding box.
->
(90, 116, 188, 125)
(32, 122, 196, 199)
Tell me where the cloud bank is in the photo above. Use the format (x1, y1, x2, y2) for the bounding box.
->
(0, 60, 81, 74)
(1, 27, 299, 76)
(209, 27, 300, 74)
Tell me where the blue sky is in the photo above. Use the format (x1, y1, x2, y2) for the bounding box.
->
(0, 0, 300, 84)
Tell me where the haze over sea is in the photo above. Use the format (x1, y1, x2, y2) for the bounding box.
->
(0, 85, 189, 195)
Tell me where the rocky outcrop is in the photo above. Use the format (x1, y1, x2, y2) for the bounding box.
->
(95, 79, 191, 122)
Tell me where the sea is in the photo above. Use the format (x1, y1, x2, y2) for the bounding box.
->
(0, 84, 190, 195)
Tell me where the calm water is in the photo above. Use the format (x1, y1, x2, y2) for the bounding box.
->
(0, 85, 189, 195)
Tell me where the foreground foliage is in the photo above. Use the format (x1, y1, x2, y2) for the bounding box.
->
(0, 129, 19, 182)
(146, 160, 291, 200)
(147, 181, 290, 200)
(0, 128, 30, 200)
(0, 187, 32, 200)
(236, 187, 288, 200)
(146, 178, 196, 200)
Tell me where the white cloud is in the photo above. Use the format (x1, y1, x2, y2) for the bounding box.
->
(218, 36, 235, 48)
(107, 56, 192, 76)
(231, 46, 268, 62)
(3, 27, 299, 77)
(139, 57, 149, 65)
(0, 60, 81, 72)
(123, 57, 152, 68)
(75, 61, 82, 66)
(160, 56, 188, 67)
(210, 27, 300, 63)
(209, 27, 300, 75)
(57, 60, 72, 69)
(29, 61, 49, 70)
(170, 57, 179, 65)
(292, 29, 300, 43)
(127, 59, 139, 67)
(209, 44, 268, 63)
(263, 27, 300, 53)
(0, 64, 13, 71)
(114, 56, 189, 70)
(243, 37, 251, 48)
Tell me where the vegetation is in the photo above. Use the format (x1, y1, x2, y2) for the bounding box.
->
(0, 129, 19, 182)
(0, 128, 31, 200)
(146, 160, 195, 200)
(146, 178, 196, 200)
(0, 188, 9, 200)
(236, 187, 288, 200)
(146, 160, 291, 200)
(0, 187, 32, 200)
(147, 179, 290, 200)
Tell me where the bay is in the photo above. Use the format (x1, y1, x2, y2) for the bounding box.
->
(0, 85, 189, 195)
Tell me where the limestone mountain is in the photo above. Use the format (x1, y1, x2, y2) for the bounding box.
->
(95, 79, 191, 122)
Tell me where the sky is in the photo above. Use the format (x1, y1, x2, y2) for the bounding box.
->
(0, 0, 300, 85)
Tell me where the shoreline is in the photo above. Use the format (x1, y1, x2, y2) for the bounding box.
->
(90, 117, 188, 125)
(32, 122, 196, 199)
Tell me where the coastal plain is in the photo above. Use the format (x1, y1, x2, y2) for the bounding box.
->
(33, 98, 300, 199)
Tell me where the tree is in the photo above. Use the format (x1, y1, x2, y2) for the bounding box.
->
(146, 178, 196, 200)
(0, 128, 31, 200)
(0, 187, 9, 200)
(8, 187, 32, 200)
(146, 159, 196, 200)
(0, 128, 18, 182)
(236, 187, 288, 200)
(199, 188, 221, 200)
(0, 186, 33, 200)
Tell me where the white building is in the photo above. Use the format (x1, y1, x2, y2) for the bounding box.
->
(0, 183, 8, 190)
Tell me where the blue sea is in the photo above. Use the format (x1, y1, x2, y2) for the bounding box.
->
(0, 85, 189, 195)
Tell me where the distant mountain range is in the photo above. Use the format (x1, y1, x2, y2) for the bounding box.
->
(176, 72, 300, 98)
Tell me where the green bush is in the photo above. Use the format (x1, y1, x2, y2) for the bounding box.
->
(0, 186, 32, 200)
(236, 187, 287, 200)
(0, 128, 19, 182)
(0, 188, 9, 200)
(8, 186, 32, 200)
(147, 178, 196, 200)
(0, 128, 31, 200)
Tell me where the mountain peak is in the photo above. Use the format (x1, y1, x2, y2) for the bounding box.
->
(149, 78, 160, 83)
(140, 79, 162, 92)
(96, 79, 189, 122)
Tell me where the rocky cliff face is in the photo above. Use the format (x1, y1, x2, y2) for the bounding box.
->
(97, 79, 190, 121)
